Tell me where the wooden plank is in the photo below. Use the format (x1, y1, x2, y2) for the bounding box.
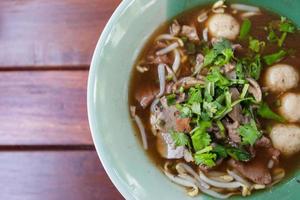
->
(0, 151, 123, 200)
(0, 0, 121, 68)
(0, 70, 92, 145)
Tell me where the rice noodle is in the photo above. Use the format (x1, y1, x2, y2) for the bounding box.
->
(231, 4, 260, 13)
(130, 106, 136, 117)
(268, 159, 274, 169)
(272, 168, 285, 181)
(172, 49, 181, 73)
(156, 42, 179, 56)
(176, 163, 210, 189)
(133, 114, 148, 150)
(156, 34, 184, 47)
(212, 0, 226, 14)
(194, 181, 236, 199)
(199, 171, 242, 189)
(203, 27, 208, 42)
(165, 65, 177, 82)
(136, 65, 149, 73)
(156, 64, 166, 98)
(241, 11, 261, 19)
(150, 98, 160, 113)
(177, 174, 200, 197)
(253, 184, 265, 190)
(227, 169, 251, 187)
(209, 175, 234, 183)
(197, 10, 208, 23)
(164, 170, 197, 188)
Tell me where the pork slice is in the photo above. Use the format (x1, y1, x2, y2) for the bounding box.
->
(228, 158, 272, 185)
(152, 97, 191, 133)
(176, 118, 191, 133)
(156, 132, 185, 159)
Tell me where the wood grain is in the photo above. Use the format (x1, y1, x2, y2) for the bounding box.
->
(0, 151, 123, 200)
(0, 0, 121, 68)
(0, 70, 91, 145)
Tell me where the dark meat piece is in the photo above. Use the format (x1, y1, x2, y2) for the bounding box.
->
(255, 136, 271, 148)
(228, 88, 244, 123)
(228, 158, 272, 185)
(135, 85, 158, 108)
(228, 144, 281, 185)
(208, 124, 223, 140)
(247, 78, 262, 102)
(223, 120, 241, 143)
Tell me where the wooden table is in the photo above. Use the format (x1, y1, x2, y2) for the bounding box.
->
(0, 0, 123, 199)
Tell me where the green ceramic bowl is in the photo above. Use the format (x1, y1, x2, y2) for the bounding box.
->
(87, 0, 300, 199)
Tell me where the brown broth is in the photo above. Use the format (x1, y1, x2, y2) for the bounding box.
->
(129, 4, 300, 177)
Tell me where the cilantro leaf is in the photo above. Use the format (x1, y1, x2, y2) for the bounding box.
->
(249, 37, 265, 53)
(278, 32, 287, 47)
(239, 19, 252, 40)
(203, 101, 222, 118)
(216, 120, 225, 138)
(258, 102, 285, 122)
(212, 145, 251, 161)
(226, 147, 251, 161)
(191, 102, 201, 115)
(194, 151, 216, 167)
(186, 42, 196, 54)
(267, 28, 278, 42)
(166, 94, 176, 106)
(263, 49, 287, 65)
(176, 104, 192, 118)
(279, 17, 296, 33)
(204, 50, 217, 66)
(171, 131, 191, 148)
(206, 68, 230, 87)
(204, 39, 234, 67)
(249, 55, 262, 80)
(187, 87, 202, 104)
(238, 120, 262, 145)
(212, 144, 228, 158)
(213, 38, 232, 52)
(191, 121, 212, 151)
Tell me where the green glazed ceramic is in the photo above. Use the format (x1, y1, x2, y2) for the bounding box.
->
(87, 0, 300, 199)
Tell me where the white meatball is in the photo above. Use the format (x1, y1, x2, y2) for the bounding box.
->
(265, 64, 299, 92)
(279, 93, 300, 122)
(207, 13, 240, 40)
(270, 124, 300, 156)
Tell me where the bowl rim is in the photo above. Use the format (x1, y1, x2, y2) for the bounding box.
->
(87, 0, 134, 199)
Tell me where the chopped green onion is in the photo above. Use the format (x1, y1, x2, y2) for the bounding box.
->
(263, 50, 287, 65)
(239, 19, 252, 40)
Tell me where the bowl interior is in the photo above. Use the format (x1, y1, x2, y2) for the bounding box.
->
(88, 0, 300, 199)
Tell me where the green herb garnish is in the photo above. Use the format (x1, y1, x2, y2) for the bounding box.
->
(239, 19, 252, 40)
(258, 102, 285, 122)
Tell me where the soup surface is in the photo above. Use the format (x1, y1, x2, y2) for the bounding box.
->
(129, 1, 300, 198)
